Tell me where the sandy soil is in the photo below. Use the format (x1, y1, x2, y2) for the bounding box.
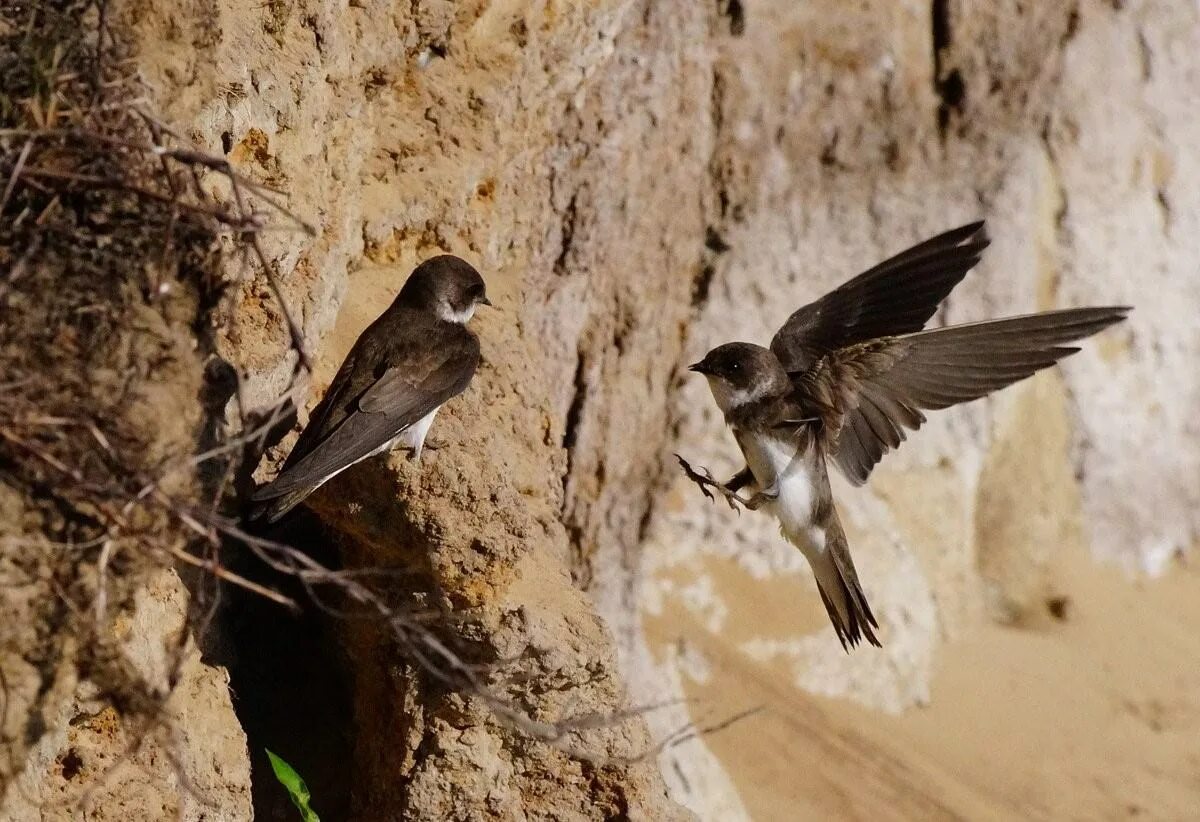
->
(645, 541, 1200, 820)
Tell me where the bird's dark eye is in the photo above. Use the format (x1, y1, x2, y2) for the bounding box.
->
(730, 362, 740, 371)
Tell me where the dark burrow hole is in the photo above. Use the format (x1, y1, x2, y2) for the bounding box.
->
(60, 747, 84, 780)
(1046, 595, 1072, 622)
(199, 508, 353, 821)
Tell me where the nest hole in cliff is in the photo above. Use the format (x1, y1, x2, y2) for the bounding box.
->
(210, 508, 354, 820)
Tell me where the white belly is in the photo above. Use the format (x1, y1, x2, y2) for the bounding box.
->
(311, 406, 441, 493)
(737, 431, 818, 537)
(397, 406, 439, 458)
(361, 405, 440, 463)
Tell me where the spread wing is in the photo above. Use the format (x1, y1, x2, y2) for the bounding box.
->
(799, 307, 1130, 485)
(252, 320, 479, 499)
(770, 222, 989, 374)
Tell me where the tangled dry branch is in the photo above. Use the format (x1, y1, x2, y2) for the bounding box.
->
(0, 0, 321, 804)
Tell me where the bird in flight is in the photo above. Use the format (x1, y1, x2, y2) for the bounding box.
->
(250, 255, 490, 523)
(679, 222, 1129, 650)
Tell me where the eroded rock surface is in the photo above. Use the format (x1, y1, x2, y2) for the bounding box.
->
(7, 0, 1195, 818)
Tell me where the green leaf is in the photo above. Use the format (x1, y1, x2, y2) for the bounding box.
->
(265, 749, 321, 822)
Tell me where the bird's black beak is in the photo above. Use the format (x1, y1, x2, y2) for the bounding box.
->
(687, 361, 709, 375)
(479, 295, 493, 307)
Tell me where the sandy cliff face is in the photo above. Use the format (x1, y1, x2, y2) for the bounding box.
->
(5, 0, 1196, 818)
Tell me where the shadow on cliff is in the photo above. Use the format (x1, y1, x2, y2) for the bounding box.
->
(206, 509, 354, 821)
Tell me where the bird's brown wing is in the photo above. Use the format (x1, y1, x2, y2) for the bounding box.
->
(770, 222, 989, 374)
(276, 306, 426, 473)
(799, 307, 1130, 485)
(283, 347, 361, 470)
(252, 325, 479, 500)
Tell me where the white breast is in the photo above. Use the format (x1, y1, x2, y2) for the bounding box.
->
(737, 431, 817, 536)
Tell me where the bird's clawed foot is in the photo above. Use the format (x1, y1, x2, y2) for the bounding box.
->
(405, 436, 448, 462)
(421, 435, 449, 452)
(674, 454, 747, 513)
(742, 483, 779, 511)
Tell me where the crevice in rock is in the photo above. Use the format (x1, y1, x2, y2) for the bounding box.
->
(1137, 29, 1153, 81)
(932, 0, 965, 136)
(1039, 123, 1070, 235)
(820, 129, 842, 168)
(554, 190, 580, 277)
(704, 225, 731, 254)
(211, 510, 353, 822)
(709, 71, 729, 217)
(720, 0, 745, 36)
(1062, 5, 1081, 46)
(560, 347, 591, 582)
(693, 63, 735, 311)
(691, 262, 717, 307)
(1155, 186, 1172, 231)
(691, 229, 729, 307)
(560, 340, 603, 587)
(561, 349, 589, 458)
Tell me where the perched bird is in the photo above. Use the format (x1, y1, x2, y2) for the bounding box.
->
(680, 222, 1129, 650)
(249, 255, 490, 523)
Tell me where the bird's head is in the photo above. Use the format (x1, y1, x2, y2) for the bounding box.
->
(397, 255, 492, 323)
(688, 342, 789, 414)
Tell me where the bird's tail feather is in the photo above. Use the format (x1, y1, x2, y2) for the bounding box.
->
(246, 485, 313, 524)
(803, 517, 881, 652)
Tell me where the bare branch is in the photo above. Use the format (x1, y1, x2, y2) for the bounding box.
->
(0, 138, 33, 211)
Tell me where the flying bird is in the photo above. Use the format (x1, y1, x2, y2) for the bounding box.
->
(679, 222, 1129, 650)
(249, 255, 490, 523)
